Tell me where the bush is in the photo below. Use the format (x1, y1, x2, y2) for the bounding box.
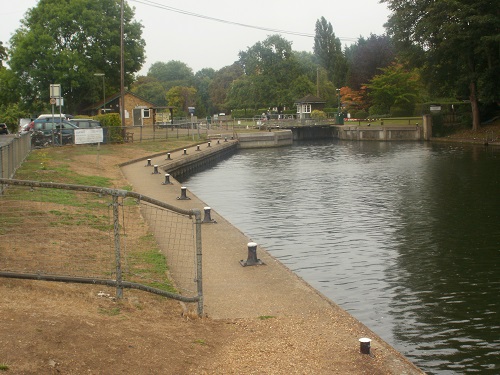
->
(311, 110, 326, 120)
(95, 113, 124, 143)
(369, 105, 389, 117)
(390, 105, 415, 117)
(353, 110, 368, 119)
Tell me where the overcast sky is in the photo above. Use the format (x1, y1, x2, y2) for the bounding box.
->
(1, 0, 391, 75)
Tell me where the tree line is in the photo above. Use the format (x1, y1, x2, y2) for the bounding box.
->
(0, 0, 497, 131)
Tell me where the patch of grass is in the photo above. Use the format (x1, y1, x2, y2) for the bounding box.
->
(0, 363, 9, 371)
(193, 339, 207, 345)
(127, 234, 176, 293)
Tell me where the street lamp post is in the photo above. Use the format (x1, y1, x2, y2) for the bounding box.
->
(336, 88, 341, 125)
(336, 88, 340, 114)
(94, 73, 105, 114)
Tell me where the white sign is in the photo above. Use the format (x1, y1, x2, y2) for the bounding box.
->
(74, 128, 104, 144)
(50, 84, 61, 98)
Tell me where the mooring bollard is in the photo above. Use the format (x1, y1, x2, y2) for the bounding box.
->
(166, 152, 171, 160)
(217, 140, 220, 144)
(145, 158, 152, 167)
(196, 145, 201, 151)
(224, 137, 228, 142)
(162, 173, 172, 185)
(183, 148, 187, 155)
(152, 165, 159, 174)
(202, 206, 216, 223)
(207, 141, 211, 147)
(359, 338, 371, 354)
(176, 186, 190, 200)
(240, 242, 264, 267)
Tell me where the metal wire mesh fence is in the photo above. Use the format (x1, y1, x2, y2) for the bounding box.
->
(0, 178, 203, 315)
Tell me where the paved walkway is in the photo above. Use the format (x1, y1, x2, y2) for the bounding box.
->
(121, 140, 424, 374)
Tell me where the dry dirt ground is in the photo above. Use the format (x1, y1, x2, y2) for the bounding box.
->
(0, 145, 413, 375)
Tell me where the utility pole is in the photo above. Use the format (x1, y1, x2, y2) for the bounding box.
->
(120, 0, 125, 128)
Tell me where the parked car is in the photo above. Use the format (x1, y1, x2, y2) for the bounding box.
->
(69, 118, 101, 128)
(0, 123, 9, 135)
(32, 120, 79, 145)
(36, 114, 71, 121)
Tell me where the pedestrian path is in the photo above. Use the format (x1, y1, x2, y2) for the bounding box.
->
(120, 140, 424, 374)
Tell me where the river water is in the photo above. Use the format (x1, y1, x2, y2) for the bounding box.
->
(180, 140, 500, 374)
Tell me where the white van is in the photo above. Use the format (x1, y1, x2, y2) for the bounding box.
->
(37, 114, 69, 120)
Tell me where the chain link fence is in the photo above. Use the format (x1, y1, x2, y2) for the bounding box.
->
(0, 178, 203, 315)
(0, 134, 31, 179)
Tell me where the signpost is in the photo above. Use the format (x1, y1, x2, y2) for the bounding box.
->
(74, 128, 104, 166)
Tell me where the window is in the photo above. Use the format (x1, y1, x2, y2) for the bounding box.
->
(302, 104, 311, 113)
(143, 108, 150, 118)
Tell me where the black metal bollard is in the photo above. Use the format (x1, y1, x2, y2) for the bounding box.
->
(145, 158, 152, 167)
(166, 153, 171, 160)
(152, 165, 159, 174)
(183, 148, 187, 155)
(196, 145, 201, 151)
(176, 186, 190, 200)
(217, 140, 220, 144)
(359, 338, 371, 354)
(207, 142, 211, 147)
(162, 173, 173, 185)
(202, 206, 216, 223)
(240, 242, 264, 267)
(224, 137, 228, 142)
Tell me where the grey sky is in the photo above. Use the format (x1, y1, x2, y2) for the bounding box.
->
(1, 0, 391, 75)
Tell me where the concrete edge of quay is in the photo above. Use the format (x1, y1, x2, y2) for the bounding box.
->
(119, 138, 425, 374)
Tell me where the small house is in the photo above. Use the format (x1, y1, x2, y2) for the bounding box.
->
(295, 95, 326, 119)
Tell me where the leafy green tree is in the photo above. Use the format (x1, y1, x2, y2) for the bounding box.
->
(0, 42, 7, 68)
(382, 0, 499, 130)
(130, 76, 167, 106)
(8, 0, 145, 114)
(345, 34, 396, 90)
(209, 63, 244, 113)
(366, 63, 425, 116)
(194, 68, 216, 116)
(237, 35, 303, 109)
(313, 17, 347, 88)
(148, 60, 194, 91)
(165, 86, 197, 116)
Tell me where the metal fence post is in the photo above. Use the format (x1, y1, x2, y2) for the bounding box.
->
(194, 209, 203, 316)
(112, 193, 123, 298)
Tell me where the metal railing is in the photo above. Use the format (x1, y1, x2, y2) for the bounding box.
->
(0, 178, 203, 315)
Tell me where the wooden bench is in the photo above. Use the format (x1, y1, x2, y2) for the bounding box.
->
(125, 132, 134, 143)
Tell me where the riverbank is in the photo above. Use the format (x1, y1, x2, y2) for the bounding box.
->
(120, 141, 424, 374)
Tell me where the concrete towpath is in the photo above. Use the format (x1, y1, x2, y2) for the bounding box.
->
(120, 140, 424, 374)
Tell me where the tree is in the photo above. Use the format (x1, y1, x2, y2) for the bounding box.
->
(209, 63, 244, 113)
(148, 60, 194, 91)
(313, 17, 347, 88)
(8, 0, 145, 114)
(0, 42, 7, 68)
(194, 68, 216, 116)
(165, 86, 197, 116)
(130, 76, 167, 106)
(237, 35, 303, 109)
(382, 0, 499, 130)
(366, 63, 425, 116)
(345, 34, 396, 90)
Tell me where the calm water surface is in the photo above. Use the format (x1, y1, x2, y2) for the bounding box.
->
(181, 140, 500, 374)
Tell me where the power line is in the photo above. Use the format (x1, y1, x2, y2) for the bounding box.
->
(129, 0, 358, 42)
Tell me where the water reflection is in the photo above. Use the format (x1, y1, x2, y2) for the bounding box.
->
(182, 140, 500, 374)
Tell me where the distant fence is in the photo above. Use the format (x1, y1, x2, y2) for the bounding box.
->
(0, 134, 31, 179)
(0, 178, 203, 315)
